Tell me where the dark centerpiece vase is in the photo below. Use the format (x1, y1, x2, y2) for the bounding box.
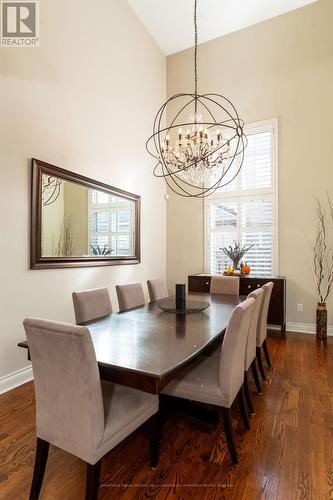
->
(316, 303, 327, 340)
(175, 284, 186, 312)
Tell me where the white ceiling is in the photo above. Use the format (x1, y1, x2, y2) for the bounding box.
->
(128, 0, 318, 55)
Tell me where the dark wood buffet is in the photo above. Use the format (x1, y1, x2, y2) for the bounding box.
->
(188, 274, 286, 332)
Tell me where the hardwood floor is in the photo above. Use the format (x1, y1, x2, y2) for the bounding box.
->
(1, 332, 333, 499)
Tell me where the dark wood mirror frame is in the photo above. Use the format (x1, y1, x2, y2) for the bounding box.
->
(30, 159, 141, 269)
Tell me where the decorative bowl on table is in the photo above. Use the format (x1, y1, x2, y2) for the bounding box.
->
(224, 270, 242, 276)
(224, 264, 251, 276)
(156, 297, 210, 315)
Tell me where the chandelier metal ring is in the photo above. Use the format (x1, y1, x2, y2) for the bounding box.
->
(146, 93, 247, 197)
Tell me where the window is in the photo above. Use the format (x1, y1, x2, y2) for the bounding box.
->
(88, 190, 135, 256)
(205, 119, 277, 277)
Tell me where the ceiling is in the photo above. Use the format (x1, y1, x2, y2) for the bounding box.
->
(128, 0, 318, 55)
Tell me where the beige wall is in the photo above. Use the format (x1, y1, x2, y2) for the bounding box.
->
(0, 0, 166, 379)
(166, 0, 333, 328)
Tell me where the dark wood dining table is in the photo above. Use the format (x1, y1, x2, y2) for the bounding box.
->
(18, 293, 242, 394)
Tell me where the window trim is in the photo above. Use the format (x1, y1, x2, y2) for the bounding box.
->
(204, 118, 279, 276)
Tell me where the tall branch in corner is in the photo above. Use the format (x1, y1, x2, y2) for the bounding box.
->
(304, 194, 333, 304)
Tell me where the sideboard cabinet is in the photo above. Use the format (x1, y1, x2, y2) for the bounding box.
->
(188, 274, 286, 332)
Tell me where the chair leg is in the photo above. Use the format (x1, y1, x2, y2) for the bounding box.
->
(85, 460, 102, 500)
(251, 360, 263, 395)
(29, 438, 49, 500)
(148, 413, 159, 469)
(263, 339, 272, 368)
(237, 385, 250, 430)
(221, 407, 238, 465)
(158, 396, 168, 441)
(243, 371, 255, 416)
(256, 347, 267, 381)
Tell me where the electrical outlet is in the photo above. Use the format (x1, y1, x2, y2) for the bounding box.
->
(297, 304, 303, 312)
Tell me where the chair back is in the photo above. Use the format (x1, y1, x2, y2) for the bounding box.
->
(147, 279, 169, 302)
(72, 287, 112, 324)
(218, 297, 255, 407)
(210, 275, 239, 295)
(116, 282, 145, 312)
(245, 288, 264, 370)
(23, 318, 105, 461)
(257, 282, 274, 346)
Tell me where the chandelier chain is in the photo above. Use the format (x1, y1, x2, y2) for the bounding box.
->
(146, 0, 247, 198)
(194, 0, 198, 110)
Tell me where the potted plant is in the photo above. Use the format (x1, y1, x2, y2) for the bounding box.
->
(304, 195, 333, 340)
(221, 242, 254, 272)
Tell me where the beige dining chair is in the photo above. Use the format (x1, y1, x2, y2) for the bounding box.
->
(256, 282, 274, 381)
(116, 282, 145, 312)
(206, 275, 240, 359)
(161, 297, 255, 465)
(243, 288, 264, 415)
(147, 279, 169, 302)
(210, 275, 240, 295)
(72, 287, 113, 324)
(24, 318, 159, 500)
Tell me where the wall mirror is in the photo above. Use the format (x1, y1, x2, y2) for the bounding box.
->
(31, 159, 141, 269)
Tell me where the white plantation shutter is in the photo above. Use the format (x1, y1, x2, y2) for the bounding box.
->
(206, 120, 277, 277)
(88, 191, 134, 256)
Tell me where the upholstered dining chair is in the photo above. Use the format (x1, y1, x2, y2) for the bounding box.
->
(205, 275, 240, 359)
(161, 297, 255, 465)
(243, 288, 265, 415)
(147, 279, 169, 302)
(210, 275, 240, 295)
(256, 282, 274, 381)
(204, 290, 263, 388)
(72, 287, 113, 324)
(24, 318, 159, 500)
(116, 282, 145, 312)
(207, 275, 240, 358)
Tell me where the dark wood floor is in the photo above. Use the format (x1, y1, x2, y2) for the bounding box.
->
(1, 332, 333, 500)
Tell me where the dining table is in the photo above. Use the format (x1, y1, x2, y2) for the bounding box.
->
(18, 292, 242, 394)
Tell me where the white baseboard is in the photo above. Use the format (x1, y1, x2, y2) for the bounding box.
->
(287, 322, 333, 335)
(269, 322, 333, 335)
(0, 366, 33, 395)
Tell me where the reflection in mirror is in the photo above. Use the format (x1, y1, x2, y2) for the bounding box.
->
(41, 174, 135, 258)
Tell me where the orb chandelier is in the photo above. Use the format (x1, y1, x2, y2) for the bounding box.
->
(146, 0, 247, 198)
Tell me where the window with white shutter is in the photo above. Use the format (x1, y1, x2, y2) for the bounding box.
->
(205, 119, 278, 277)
